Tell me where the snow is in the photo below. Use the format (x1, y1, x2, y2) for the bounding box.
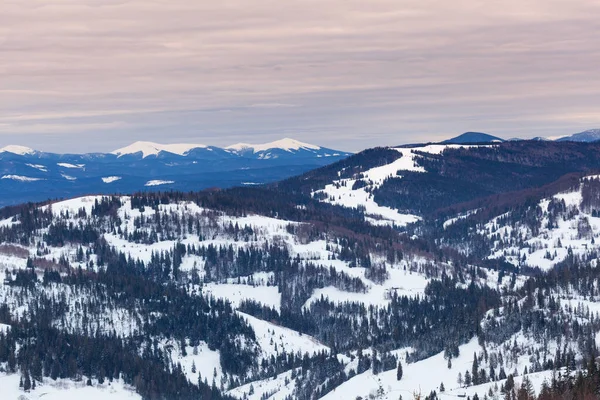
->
(443, 209, 478, 229)
(304, 268, 430, 309)
(313, 144, 488, 226)
(25, 164, 47, 172)
(102, 176, 122, 183)
(226, 138, 321, 153)
(171, 340, 224, 385)
(320, 338, 552, 400)
(315, 180, 421, 227)
(1, 175, 43, 182)
(203, 283, 281, 311)
(228, 368, 298, 400)
(481, 183, 600, 271)
(239, 312, 329, 359)
(57, 163, 85, 169)
(0, 145, 36, 155)
(442, 371, 555, 400)
(0, 374, 140, 400)
(144, 180, 174, 186)
(112, 141, 206, 158)
(44, 196, 106, 216)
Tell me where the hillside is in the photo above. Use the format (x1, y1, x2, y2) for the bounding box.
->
(1, 141, 600, 399)
(279, 140, 600, 220)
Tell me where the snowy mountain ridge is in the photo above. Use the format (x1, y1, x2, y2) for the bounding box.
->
(226, 138, 321, 153)
(0, 145, 37, 155)
(112, 141, 208, 158)
(0, 138, 351, 207)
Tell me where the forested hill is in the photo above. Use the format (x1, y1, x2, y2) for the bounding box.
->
(279, 140, 600, 218)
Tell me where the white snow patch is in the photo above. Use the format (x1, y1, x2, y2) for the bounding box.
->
(57, 162, 85, 169)
(44, 196, 106, 216)
(239, 312, 329, 359)
(0, 374, 140, 400)
(102, 176, 122, 183)
(203, 283, 281, 311)
(145, 180, 174, 186)
(25, 164, 47, 172)
(1, 175, 43, 182)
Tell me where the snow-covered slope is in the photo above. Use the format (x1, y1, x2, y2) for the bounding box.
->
(226, 138, 349, 160)
(0, 187, 597, 400)
(312, 144, 489, 226)
(112, 141, 208, 157)
(0, 145, 36, 155)
(475, 175, 600, 271)
(0, 375, 141, 400)
(226, 138, 321, 153)
(556, 128, 600, 142)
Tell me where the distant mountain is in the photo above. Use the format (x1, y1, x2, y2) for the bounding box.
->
(112, 141, 208, 157)
(0, 138, 351, 206)
(225, 138, 335, 160)
(556, 128, 600, 142)
(442, 131, 505, 144)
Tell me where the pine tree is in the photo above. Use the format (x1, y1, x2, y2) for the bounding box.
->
(397, 360, 403, 381)
(472, 353, 479, 385)
(23, 371, 31, 391)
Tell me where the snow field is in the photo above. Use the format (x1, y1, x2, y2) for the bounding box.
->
(0, 374, 140, 400)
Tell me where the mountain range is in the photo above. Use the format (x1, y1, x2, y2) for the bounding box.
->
(441, 128, 600, 144)
(0, 138, 351, 207)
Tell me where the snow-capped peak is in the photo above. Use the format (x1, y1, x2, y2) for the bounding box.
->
(226, 138, 321, 153)
(556, 128, 600, 142)
(0, 145, 36, 155)
(112, 141, 207, 158)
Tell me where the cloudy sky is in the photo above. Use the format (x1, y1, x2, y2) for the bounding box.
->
(1, 0, 600, 152)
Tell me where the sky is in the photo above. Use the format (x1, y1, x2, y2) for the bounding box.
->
(1, 0, 600, 153)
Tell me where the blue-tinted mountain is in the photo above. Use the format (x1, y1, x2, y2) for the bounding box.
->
(556, 128, 600, 142)
(0, 138, 351, 207)
(442, 131, 505, 144)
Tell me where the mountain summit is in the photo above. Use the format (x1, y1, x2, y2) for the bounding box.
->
(556, 128, 600, 142)
(442, 131, 505, 144)
(226, 138, 321, 153)
(112, 141, 208, 158)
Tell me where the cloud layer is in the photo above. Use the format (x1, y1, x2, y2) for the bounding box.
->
(1, 0, 600, 151)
